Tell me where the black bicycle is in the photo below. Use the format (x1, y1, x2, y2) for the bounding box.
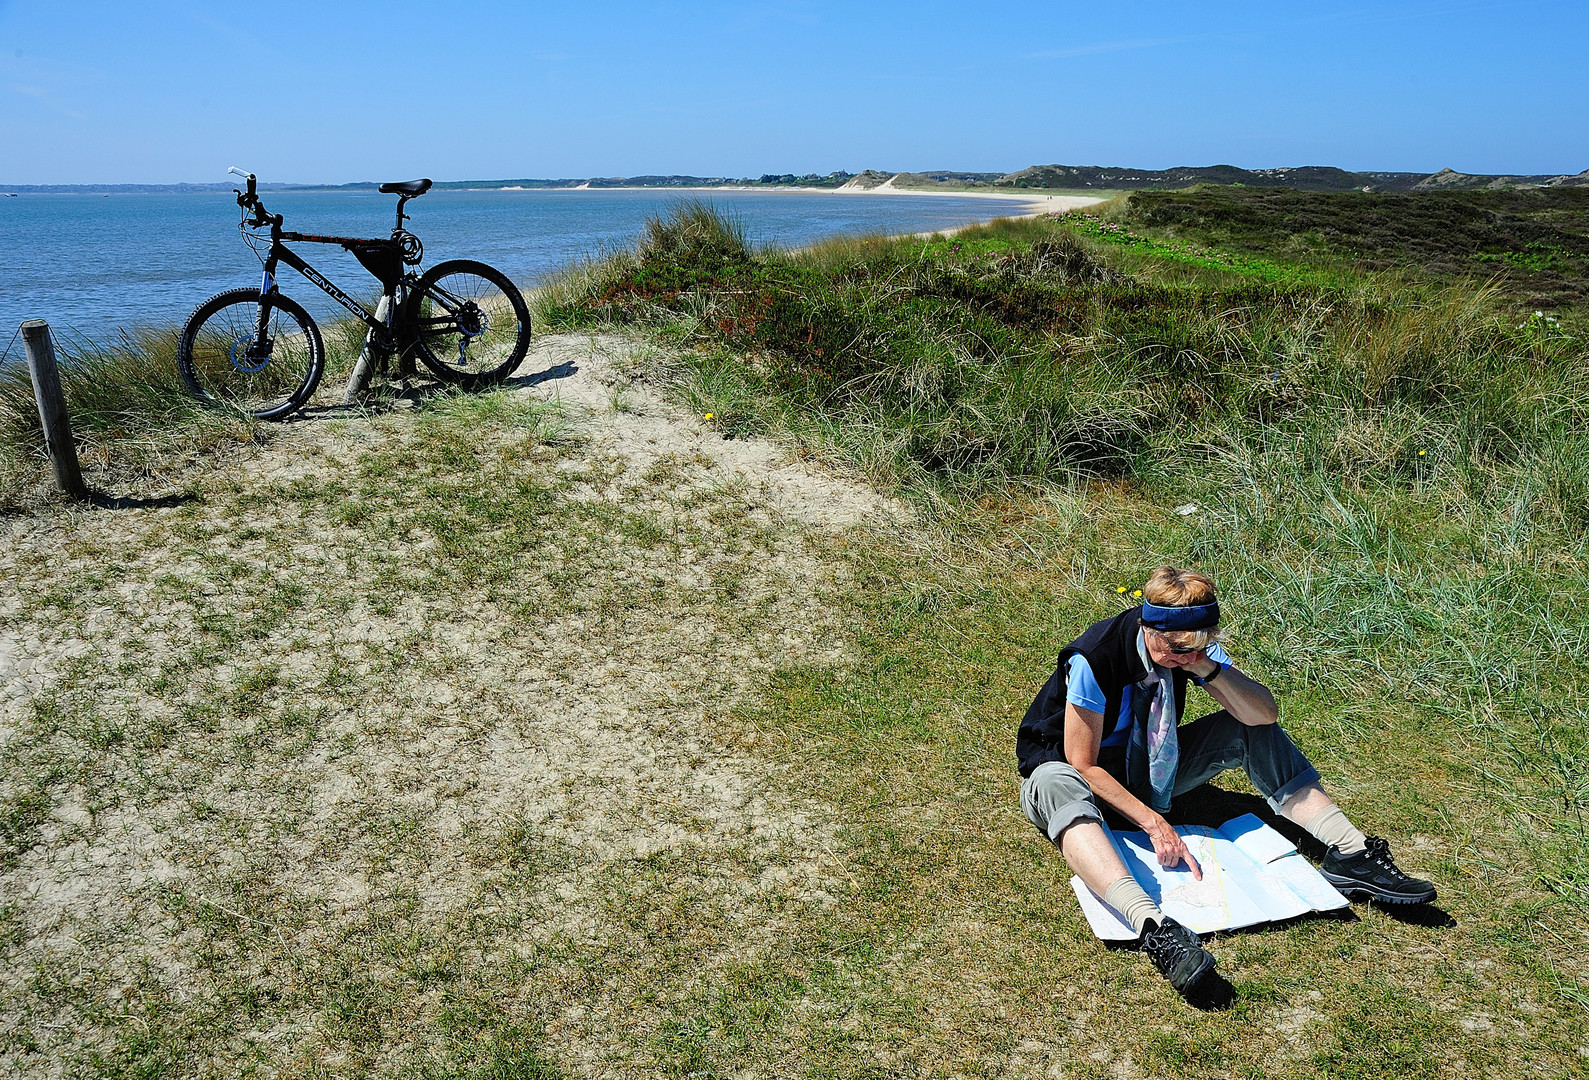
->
(178, 168, 531, 419)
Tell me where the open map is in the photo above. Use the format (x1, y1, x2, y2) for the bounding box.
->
(1070, 813, 1350, 940)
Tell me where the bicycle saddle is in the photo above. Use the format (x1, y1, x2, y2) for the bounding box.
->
(379, 179, 432, 196)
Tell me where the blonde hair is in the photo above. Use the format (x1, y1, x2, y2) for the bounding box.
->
(1141, 565, 1224, 651)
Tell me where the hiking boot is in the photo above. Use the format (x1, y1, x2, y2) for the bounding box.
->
(1140, 916, 1216, 997)
(1322, 836, 1437, 905)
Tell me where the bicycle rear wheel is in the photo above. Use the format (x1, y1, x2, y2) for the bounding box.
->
(403, 260, 531, 388)
(178, 289, 325, 420)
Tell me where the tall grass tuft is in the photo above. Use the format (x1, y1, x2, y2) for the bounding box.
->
(0, 326, 251, 496)
(543, 205, 1589, 521)
(638, 198, 751, 268)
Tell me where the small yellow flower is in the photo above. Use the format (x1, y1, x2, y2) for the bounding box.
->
(1133, 589, 1143, 598)
(1116, 586, 1127, 594)
(704, 413, 715, 421)
(1418, 449, 1426, 456)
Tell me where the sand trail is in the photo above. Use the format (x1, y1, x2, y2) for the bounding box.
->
(0, 333, 900, 1075)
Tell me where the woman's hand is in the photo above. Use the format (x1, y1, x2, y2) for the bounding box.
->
(1145, 816, 1202, 880)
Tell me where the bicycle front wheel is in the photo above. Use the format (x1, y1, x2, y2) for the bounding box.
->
(178, 289, 325, 420)
(403, 260, 531, 388)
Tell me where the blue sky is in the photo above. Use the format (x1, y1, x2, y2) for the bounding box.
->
(1, 0, 1583, 184)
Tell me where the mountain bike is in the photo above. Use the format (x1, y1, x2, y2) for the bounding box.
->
(178, 168, 531, 419)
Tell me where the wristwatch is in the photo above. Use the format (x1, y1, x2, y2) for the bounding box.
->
(1192, 663, 1223, 687)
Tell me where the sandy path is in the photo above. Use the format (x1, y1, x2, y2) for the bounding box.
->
(0, 334, 900, 1076)
(516, 334, 901, 530)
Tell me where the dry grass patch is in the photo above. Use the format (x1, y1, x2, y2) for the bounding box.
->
(0, 335, 890, 1078)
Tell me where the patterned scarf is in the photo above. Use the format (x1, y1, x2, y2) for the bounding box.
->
(1131, 631, 1179, 812)
(1139, 668, 1179, 811)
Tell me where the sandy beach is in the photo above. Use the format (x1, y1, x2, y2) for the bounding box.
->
(835, 172, 1105, 217)
(568, 177, 1104, 221)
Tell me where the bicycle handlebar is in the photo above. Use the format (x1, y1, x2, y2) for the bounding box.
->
(230, 168, 281, 229)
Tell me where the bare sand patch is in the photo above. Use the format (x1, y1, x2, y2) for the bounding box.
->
(0, 333, 900, 1076)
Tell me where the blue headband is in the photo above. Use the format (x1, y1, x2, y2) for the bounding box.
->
(1140, 599, 1220, 631)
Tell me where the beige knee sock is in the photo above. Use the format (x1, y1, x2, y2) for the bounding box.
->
(1104, 876, 1163, 935)
(1302, 804, 1367, 855)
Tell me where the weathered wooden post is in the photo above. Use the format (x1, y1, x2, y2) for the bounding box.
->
(19, 320, 87, 498)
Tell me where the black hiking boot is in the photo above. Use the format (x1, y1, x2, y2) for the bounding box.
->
(1322, 836, 1437, 905)
(1140, 917, 1216, 998)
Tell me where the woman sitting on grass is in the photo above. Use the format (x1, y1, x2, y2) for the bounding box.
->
(1016, 566, 1436, 999)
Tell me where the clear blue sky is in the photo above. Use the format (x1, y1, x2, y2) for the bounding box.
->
(2, 0, 1583, 185)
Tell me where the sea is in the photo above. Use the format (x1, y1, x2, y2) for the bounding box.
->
(0, 187, 1034, 346)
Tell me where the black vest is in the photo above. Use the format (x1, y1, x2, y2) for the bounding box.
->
(1015, 609, 1189, 778)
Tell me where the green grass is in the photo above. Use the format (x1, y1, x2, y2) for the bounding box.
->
(5, 199, 1589, 1076)
(0, 327, 246, 505)
(528, 201, 1589, 1071)
(0, 312, 391, 511)
(540, 206, 1588, 520)
(1111, 184, 1589, 316)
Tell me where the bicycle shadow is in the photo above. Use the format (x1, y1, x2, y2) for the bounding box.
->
(505, 360, 579, 388)
(290, 359, 582, 422)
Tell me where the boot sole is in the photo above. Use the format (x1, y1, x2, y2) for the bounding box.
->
(1322, 873, 1436, 905)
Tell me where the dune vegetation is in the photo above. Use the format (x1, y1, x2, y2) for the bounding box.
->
(1, 188, 1586, 1077)
(535, 193, 1589, 1072)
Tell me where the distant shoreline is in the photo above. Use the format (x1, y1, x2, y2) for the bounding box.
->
(516, 184, 1106, 220)
(0, 182, 1105, 227)
(6, 160, 1582, 200)
(0, 183, 1102, 216)
(7, 158, 1582, 197)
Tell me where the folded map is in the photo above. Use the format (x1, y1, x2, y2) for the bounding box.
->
(1070, 813, 1350, 940)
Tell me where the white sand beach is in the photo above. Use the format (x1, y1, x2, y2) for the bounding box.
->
(836, 173, 1104, 217)
(583, 177, 1104, 222)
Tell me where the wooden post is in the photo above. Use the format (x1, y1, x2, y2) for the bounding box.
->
(19, 320, 87, 498)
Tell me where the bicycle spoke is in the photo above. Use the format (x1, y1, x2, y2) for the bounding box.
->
(407, 262, 530, 382)
(180, 292, 323, 418)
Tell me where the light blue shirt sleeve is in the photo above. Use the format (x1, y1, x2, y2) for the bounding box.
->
(1068, 643, 1230, 716)
(1064, 655, 1108, 714)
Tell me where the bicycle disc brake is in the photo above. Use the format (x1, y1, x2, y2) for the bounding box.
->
(229, 333, 272, 373)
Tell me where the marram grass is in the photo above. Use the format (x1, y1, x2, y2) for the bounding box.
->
(3, 199, 1588, 1076)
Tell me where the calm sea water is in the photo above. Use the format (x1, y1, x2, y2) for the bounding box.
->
(0, 188, 1032, 344)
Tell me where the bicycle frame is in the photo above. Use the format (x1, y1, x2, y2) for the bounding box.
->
(265, 241, 389, 325)
(233, 171, 422, 353)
